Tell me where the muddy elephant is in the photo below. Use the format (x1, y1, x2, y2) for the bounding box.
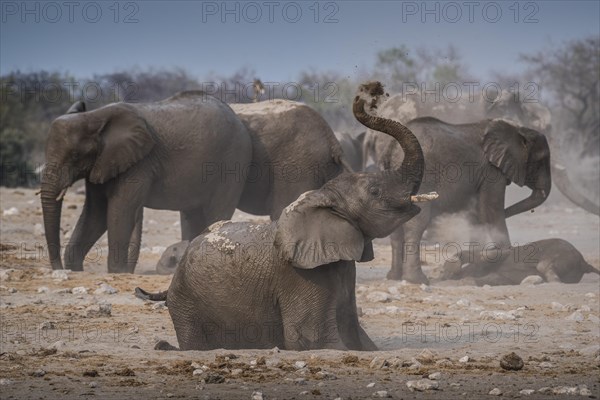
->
(136, 81, 437, 350)
(365, 94, 552, 283)
(440, 238, 599, 285)
(41, 91, 251, 273)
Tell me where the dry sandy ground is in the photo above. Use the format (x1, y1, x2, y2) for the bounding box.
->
(1, 188, 599, 399)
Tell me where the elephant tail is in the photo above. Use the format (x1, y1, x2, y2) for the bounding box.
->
(135, 287, 168, 302)
(582, 261, 600, 275)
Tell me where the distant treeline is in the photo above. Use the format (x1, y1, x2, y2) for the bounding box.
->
(1, 36, 597, 187)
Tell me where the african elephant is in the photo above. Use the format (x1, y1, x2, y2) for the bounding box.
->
(365, 94, 552, 283)
(230, 100, 345, 219)
(156, 240, 189, 275)
(136, 81, 436, 350)
(440, 238, 599, 285)
(335, 131, 366, 172)
(41, 91, 252, 273)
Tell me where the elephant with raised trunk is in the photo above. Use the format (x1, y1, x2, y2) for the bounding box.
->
(136, 82, 436, 350)
(365, 94, 552, 283)
(41, 91, 251, 273)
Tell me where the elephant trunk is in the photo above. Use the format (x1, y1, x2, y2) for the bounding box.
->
(40, 164, 69, 270)
(505, 164, 551, 218)
(353, 82, 424, 195)
(551, 162, 600, 216)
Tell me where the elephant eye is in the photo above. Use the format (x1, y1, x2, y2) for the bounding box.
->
(369, 186, 381, 198)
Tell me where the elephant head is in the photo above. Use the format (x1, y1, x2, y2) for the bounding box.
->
(274, 81, 431, 269)
(482, 119, 551, 218)
(41, 101, 156, 269)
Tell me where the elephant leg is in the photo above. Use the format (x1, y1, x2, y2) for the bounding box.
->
(388, 205, 431, 284)
(180, 208, 206, 241)
(64, 183, 107, 271)
(107, 201, 141, 273)
(478, 183, 510, 247)
(127, 207, 144, 267)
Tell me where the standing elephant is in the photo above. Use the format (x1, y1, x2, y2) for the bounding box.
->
(335, 131, 366, 172)
(136, 81, 437, 350)
(41, 91, 251, 273)
(230, 100, 345, 219)
(153, 99, 347, 274)
(365, 94, 551, 283)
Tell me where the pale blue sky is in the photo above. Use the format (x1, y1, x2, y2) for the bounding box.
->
(1, 1, 599, 81)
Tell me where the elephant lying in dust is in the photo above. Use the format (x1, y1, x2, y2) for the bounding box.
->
(135, 81, 437, 350)
(440, 238, 598, 286)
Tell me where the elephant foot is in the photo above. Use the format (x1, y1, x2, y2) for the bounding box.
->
(391, 269, 430, 285)
(386, 269, 404, 281)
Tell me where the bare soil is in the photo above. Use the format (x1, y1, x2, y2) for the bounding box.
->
(1, 188, 599, 399)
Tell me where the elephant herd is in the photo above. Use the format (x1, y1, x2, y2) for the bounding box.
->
(40, 81, 598, 350)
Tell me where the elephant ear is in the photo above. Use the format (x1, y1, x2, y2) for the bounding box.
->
(89, 104, 155, 184)
(482, 119, 529, 186)
(274, 190, 372, 269)
(66, 101, 86, 114)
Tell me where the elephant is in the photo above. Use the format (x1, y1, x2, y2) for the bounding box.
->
(41, 91, 252, 273)
(156, 240, 189, 275)
(135, 81, 437, 350)
(153, 100, 347, 274)
(363, 90, 599, 216)
(364, 94, 552, 283)
(334, 131, 366, 172)
(440, 238, 599, 285)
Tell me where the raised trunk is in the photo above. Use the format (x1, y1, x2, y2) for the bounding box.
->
(352, 84, 425, 195)
(41, 183, 64, 269)
(551, 163, 600, 216)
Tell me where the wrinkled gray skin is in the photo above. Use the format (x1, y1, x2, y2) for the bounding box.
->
(335, 131, 366, 172)
(138, 82, 433, 350)
(230, 100, 345, 220)
(156, 240, 189, 275)
(363, 92, 599, 215)
(41, 92, 251, 273)
(365, 95, 552, 283)
(156, 100, 346, 274)
(441, 238, 599, 285)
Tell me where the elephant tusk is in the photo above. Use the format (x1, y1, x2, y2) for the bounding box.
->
(411, 192, 439, 203)
(56, 188, 68, 202)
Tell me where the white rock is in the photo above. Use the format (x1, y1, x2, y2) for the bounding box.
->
(538, 362, 553, 368)
(369, 357, 387, 369)
(366, 291, 390, 303)
(251, 392, 264, 400)
(34, 223, 44, 236)
(49, 340, 67, 351)
(366, 382, 375, 388)
(520, 275, 543, 285)
(3, 207, 19, 216)
(193, 369, 204, 376)
(420, 284, 432, 292)
(479, 310, 517, 321)
(151, 246, 166, 254)
(551, 302, 567, 311)
(384, 306, 403, 315)
(50, 269, 71, 281)
(579, 387, 592, 396)
(388, 286, 400, 295)
(519, 389, 535, 395)
(37, 286, 49, 293)
(406, 378, 439, 391)
(94, 283, 118, 295)
(579, 305, 591, 312)
(565, 311, 584, 322)
(152, 301, 167, 310)
(552, 386, 578, 395)
(0, 378, 12, 385)
(488, 388, 502, 396)
(459, 356, 469, 363)
(456, 298, 470, 307)
(89, 381, 98, 388)
(72, 286, 88, 294)
(584, 292, 596, 298)
(428, 372, 441, 380)
(231, 368, 243, 376)
(294, 361, 306, 369)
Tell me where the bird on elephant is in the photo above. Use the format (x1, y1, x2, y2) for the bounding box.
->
(40, 91, 252, 273)
(363, 94, 552, 284)
(135, 81, 438, 350)
(440, 238, 599, 286)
